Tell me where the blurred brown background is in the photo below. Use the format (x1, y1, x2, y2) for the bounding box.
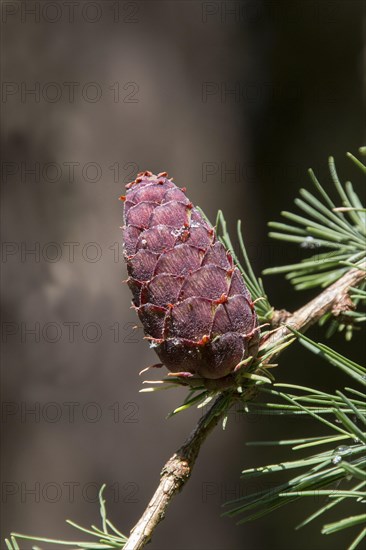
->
(1, 1, 365, 549)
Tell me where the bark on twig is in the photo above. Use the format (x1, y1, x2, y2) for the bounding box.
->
(124, 266, 365, 550)
(124, 392, 229, 550)
(262, 265, 366, 349)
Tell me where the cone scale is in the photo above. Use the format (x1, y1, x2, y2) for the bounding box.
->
(121, 171, 259, 386)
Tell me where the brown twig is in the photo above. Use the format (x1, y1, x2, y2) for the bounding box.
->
(124, 392, 231, 550)
(262, 264, 366, 349)
(123, 266, 365, 550)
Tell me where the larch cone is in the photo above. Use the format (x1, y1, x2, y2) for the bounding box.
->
(121, 171, 259, 388)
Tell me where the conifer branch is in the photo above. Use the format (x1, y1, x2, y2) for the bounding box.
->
(267, 263, 366, 338)
(123, 264, 365, 550)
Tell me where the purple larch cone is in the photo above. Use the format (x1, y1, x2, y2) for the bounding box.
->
(121, 171, 259, 384)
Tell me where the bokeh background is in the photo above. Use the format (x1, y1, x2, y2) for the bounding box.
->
(1, 1, 365, 549)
